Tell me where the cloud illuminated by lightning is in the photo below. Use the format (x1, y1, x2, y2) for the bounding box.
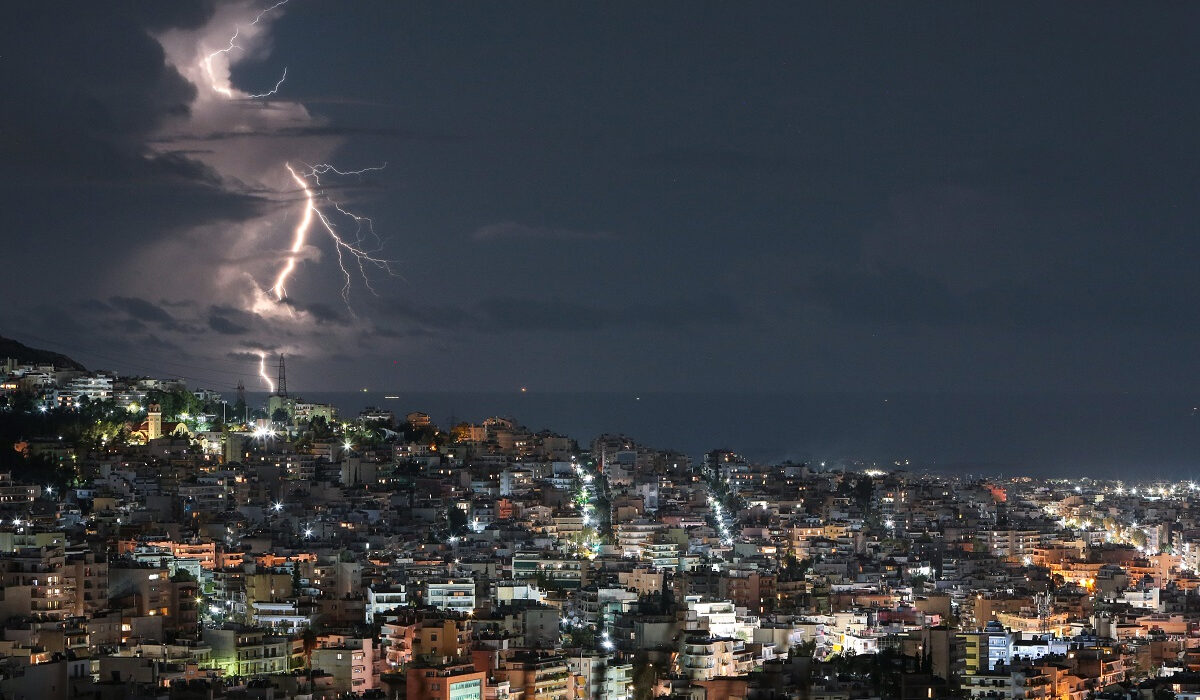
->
(273, 162, 397, 306)
(191, 2, 397, 309)
(170, 2, 401, 318)
(201, 0, 291, 99)
(257, 351, 276, 393)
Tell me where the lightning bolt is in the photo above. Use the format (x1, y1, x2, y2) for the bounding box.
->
(273, 163, 315, 300)
(201, 26, 241, 98)
(194, 1, 399, 310)
(201, 0, 291, 98)
(257, 351, 277, 393)
(247, 66, 288, 99)
(272, 162, 396, 306)
(307, 164, 389, 179)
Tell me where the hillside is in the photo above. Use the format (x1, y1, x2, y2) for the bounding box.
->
(0, 336, 86, 372)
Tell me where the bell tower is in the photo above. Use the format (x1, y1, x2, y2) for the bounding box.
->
(148, 403, 162, 441)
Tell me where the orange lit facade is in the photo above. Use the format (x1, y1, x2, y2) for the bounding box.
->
(407, 661, 486, 700)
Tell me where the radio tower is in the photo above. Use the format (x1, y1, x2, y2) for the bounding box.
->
(276, 354, 288, 397)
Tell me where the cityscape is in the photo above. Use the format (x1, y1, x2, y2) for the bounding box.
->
(7, 2, 1200, 700)
(0, 343, 1198, 700)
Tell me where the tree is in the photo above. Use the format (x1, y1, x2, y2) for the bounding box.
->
(534, 571, 560, 592)
(309, 416, 333, 439)
(631, 653, 658, 700)
(172, 569, 198, 583)
(566, 627, 596, 649)
(232, 396, 248, 423)
(852, 475, 874, 510)
(448, 506, 468, 535)
(144, 389, 203, 420)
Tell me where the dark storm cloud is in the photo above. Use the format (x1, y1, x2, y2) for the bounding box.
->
(109, 297, 181, 329)
(0, 3, 269, 268)
(15, 1, 1200, 403)
(303, 303, 351, 325)
(206, 305, 258, 337)
(474, 298, 613, 333)
(227, 351, 264, 362)
(474, 296, 745, 334)
(472, 222, 614, 242)
(274, 299, 353, 326)
(208, 314, 250, 336)
(114, 319, 150, 335)
(373, 295, 745, 336)
(121, 1, 217, 31)
(0, 305, 199, 375)
(799, 262, 1200, 332)
(793, 168, 1200, 334)
(139, 335, 186, 353)
(373, 301, 469, 334)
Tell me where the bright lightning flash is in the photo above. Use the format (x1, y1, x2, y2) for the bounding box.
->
(272, 162, 396, 305)
(201, 0, 291, 98)
(257, 352, 276, 393)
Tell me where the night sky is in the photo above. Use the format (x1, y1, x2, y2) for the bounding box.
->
(5, 2, 1200, 399)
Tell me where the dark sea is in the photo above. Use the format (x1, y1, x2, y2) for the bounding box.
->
(244, 391, 1200, 480)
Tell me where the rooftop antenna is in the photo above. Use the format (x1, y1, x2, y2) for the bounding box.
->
(1036, 591, 1050, 634)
